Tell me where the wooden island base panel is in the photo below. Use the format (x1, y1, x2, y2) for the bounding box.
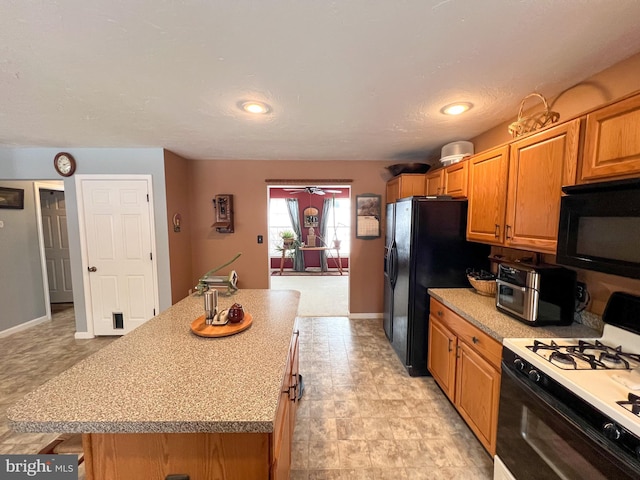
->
(8, 290, 301, 480)
(83, 433, 270, 479)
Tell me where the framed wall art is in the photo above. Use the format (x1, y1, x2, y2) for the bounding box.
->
(0, 187, 24, 209)
(355, 193, 381, 239)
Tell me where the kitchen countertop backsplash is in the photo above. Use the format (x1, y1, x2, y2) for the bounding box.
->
(429, 288, 602, 341)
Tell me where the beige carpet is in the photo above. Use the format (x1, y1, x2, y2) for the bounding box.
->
(270, 275, 349, 317)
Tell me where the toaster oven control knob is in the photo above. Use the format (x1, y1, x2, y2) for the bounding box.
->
(514, 358, 526, 371)
(527, 369, 541, 383)
(603, 422, 621, 440)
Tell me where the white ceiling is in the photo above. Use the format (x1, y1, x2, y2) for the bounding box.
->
(2, 1, 640, 162)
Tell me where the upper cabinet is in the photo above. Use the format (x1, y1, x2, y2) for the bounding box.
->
(467, 119, 580, 253)
(444, 161, 469, 198)
(505, 119, 580, 252)
(580, 94, 640, 182)
(424, 170, 444, 196)
(424, 161, 469, 198)
(386, 173, 425, 203)
(467, 146, 510, 244)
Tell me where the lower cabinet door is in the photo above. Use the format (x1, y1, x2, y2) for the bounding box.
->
(428, 316, 457, 402)
(272, 385, 291, 480)
(454, 341, 501, 455)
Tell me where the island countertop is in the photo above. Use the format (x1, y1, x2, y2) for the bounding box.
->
(429, 288, 601, 342)
(8, 289, 300, 435)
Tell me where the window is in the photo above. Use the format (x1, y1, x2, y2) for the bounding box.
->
(269, 198, 293, 257)
(329, 198, 350, 255)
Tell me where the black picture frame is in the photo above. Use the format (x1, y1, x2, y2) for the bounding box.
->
(0, 187, 24, 209)
(355, 193, 381, 239)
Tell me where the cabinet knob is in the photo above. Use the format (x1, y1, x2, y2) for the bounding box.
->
(472, 336, 479, 344)
(437, 310, 443, 317)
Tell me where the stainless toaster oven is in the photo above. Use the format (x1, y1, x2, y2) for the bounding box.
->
(496, 262, 576, 326)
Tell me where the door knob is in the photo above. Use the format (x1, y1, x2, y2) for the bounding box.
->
(88, 266, 97, 272)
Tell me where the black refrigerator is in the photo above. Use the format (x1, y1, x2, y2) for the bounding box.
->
(383, 196, 490, 376)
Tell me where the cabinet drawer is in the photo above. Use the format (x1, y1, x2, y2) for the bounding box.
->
(430, 298, 502, 369)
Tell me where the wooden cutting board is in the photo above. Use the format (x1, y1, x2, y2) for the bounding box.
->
(190, 313, 253, 338)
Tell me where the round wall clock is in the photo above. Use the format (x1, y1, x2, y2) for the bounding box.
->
(54, 152, 76, 177)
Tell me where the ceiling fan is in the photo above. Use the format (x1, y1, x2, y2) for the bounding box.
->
(284, 186, 342, 196)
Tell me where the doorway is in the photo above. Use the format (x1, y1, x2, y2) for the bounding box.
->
(35, 181, 72, 323)
(267, 185, 350, 317)
(39, 188, 73, 303)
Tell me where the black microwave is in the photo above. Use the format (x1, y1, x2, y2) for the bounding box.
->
(557, 177, 640, 279)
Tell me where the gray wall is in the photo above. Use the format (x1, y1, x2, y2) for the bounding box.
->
(0, 180, 47, 330)
(0, 148, 171, 334)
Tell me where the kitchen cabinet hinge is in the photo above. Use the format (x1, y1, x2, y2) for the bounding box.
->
(153, 308, 156, 316)
(146, 194, 149, 202)
(150, 252, 153, 260)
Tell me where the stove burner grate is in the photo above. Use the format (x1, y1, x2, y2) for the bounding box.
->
(527, 339, 635, 370)
(576, 340, 640, 364)
(617, 392, 640, 416)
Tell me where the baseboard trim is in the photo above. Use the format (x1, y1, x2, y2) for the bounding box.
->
(0, 315, 50, 338)
(348, 313, 383, 319)
(74, 331, 95, 339)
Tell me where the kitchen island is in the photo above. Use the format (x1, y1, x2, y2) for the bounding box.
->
(8, 289, 301, 480)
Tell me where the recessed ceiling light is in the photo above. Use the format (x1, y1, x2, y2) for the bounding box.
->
(241, 101, 271, 114)
(440, 102, 473, 115)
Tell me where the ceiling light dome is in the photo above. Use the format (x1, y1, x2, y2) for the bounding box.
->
(241, 101, 271, 114)
(441, 102, 473, 115)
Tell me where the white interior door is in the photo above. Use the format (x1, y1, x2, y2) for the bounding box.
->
(40, 189, 73, 303)
(80, 178, 157, 335)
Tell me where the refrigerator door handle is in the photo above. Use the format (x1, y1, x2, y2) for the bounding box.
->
(390, 242, 398, 288)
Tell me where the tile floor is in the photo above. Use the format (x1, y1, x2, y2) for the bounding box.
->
(0, 304, 116, 479)
(0, 305, 492, 479)
(292, 316, 493, 479)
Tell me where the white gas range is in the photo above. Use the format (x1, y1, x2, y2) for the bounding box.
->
(495, 292, 640, 480)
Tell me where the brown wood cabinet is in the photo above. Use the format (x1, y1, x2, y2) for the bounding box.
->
(84, 330, 300, 480)
(424, 169, 444, 196)
(505, 119, 580, 252)
(467, 120, 580, 253)
(386, 173, 425, 203)
(580, 93, 640, 182)
(466, 146, 510, 244)
(273, 329, 300, 479)
(427, 298, 501, 455)
(444, 161, 469, 198)
(424, 162, 468, 198)
(427, 314, 456, 401)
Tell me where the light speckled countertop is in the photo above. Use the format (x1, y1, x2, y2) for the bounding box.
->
(8, 289, 300, 434)
(429, 288, 601, 342)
